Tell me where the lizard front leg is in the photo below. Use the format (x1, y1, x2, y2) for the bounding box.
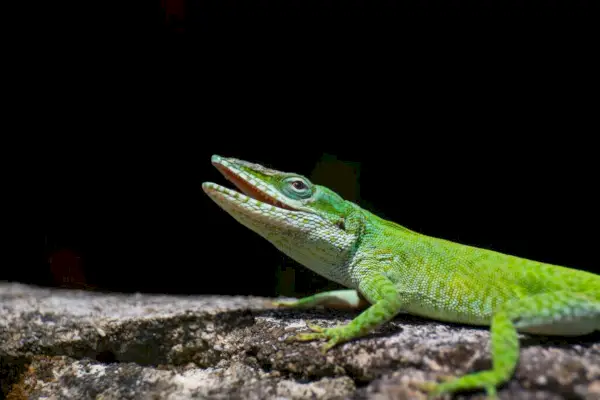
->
(285, 274, 405, 353)
(273, 289, 369, 310)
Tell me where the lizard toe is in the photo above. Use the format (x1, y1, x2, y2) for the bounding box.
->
(416, 381, 443, 399)
(320, 336, 343, 353)
(285, 332, 326, 343)
(306, 323, 326, 333)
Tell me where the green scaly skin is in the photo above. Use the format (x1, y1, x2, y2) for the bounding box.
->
(203, 154, 600, 399)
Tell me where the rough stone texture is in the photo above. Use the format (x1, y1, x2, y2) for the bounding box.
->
(1, 282, 598, 399)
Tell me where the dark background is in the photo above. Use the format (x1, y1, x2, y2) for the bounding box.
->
(27, 136, 600, 297)
(6, 0, 597, 297)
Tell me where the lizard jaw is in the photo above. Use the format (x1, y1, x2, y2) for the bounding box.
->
(209, 155, 295, 211)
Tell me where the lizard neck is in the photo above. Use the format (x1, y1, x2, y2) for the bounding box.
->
(261, 203, 360, 287)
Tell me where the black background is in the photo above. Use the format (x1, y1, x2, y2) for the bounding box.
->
(6, 0, 597, 297)
(28, 135, 600, 296)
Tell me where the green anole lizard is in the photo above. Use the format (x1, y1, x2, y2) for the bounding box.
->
(202, 154, 600, 399)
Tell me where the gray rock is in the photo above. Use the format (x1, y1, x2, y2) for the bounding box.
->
(1, 282, 598, 399)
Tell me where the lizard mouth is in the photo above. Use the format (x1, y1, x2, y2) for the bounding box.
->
(211, 158, 295, 211)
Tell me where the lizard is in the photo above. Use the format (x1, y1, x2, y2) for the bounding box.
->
(202, 154, 600, 399)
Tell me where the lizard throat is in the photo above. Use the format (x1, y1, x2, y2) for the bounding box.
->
(212, 160, 295, 211)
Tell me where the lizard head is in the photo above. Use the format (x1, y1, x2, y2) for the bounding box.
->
(202, 155, 358, 281)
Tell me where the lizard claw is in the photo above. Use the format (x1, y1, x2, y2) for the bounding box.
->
(285, 331, 327, 342)
(306, 323, 326, 332)
(285, 323, 344, 354)
(285, 323, 328, 343)
(414, 380, 439, 398)
(415, 375, 456, 399)
(424, 384, 461, 400)
(320, 337, 342, 353)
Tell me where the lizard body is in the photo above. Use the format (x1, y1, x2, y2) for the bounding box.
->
(202, 154, 600, 398)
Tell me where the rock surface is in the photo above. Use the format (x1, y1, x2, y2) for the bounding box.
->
(1, 282, 598, 399)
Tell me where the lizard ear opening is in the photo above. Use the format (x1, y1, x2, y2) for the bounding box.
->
(335, 218, 346, 231)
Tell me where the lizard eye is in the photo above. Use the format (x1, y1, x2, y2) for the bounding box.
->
(282, 177, 312, 199)
(291, 180, 307, 190)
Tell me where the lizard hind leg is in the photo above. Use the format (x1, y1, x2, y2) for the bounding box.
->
(426, 290, 600, 399)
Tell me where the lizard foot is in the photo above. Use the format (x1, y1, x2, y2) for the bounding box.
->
(285, 323, 345, 353)
(419, 377, 499, 400)
(414, 375, 454, 399)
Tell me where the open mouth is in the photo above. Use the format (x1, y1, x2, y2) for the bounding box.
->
(211, 158, 295, 211)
